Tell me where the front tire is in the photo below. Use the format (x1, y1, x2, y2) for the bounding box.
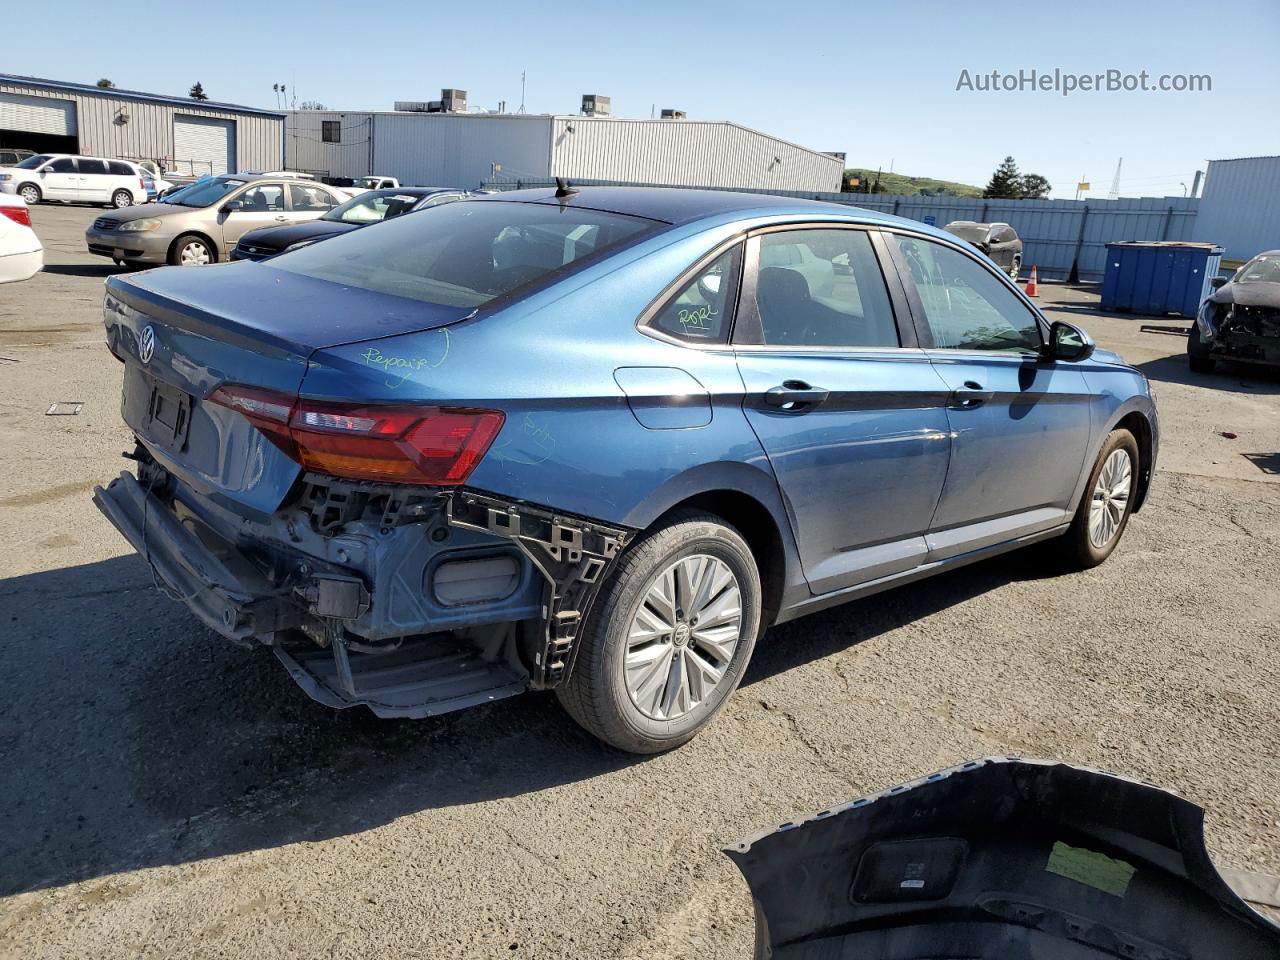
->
(1058, 429, 1139, 569)
(170, 234, 214, 266)
(18, 183, 40, 205)
(557, 511, 762, 753)
(1187, 323, 1216, 373)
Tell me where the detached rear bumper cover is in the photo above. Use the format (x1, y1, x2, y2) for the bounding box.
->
(726, 757, 1280, 959)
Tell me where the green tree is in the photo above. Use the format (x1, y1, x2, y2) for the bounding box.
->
(189, 81, 208, 101)
(1019, 173, 1051, 199)
(96, 78, 115, 89)
(983, 155, 1022, 199)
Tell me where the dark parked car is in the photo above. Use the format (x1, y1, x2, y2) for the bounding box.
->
(230, 186, 467, 261)
(93, 187, 1157, 753)
(1189, 250, 1280, 373)
(944, 220, 1023, 280)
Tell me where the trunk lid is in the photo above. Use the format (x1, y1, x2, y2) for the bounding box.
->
(105, 266, 475, 517)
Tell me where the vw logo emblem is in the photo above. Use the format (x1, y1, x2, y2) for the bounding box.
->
(139, 324, 156, 364)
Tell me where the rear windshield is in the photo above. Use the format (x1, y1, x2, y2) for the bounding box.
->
(322, 190, 420, 225)
(270, 200, 661, 308)
(944, 223, 990, 243)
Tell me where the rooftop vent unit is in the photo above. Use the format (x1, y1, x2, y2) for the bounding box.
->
(394, 101, 433, 113)
(581, 94, 611, 116)
(440, 88, 467, 112)
(824, 151, 847, 163)
(660, 108, 686, 120)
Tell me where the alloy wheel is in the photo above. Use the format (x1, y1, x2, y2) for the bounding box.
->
(19, 186, 39, 205)
(624, 554, 742, 721)
(1088, 448, 1132, 548)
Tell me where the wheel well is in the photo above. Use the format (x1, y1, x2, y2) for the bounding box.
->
(168, 231, 219, 262)
(649, 490, 786, 627)
(1116, 412, 1153, 511)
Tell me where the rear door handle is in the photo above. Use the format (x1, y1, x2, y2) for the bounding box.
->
(764, 380, 829, 411)
(948, 380, 994, 409)
(274, 215, 288, 221)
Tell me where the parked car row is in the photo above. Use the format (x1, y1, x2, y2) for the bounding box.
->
(93, 185, 1158, 753)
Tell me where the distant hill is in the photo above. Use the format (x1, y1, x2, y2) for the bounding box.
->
(843, 168, 982, 198)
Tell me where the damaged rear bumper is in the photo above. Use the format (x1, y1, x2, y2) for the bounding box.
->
(93, 468, 634, 718)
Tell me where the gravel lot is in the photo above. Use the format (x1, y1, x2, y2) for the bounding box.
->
(1, 204, 1277, 959)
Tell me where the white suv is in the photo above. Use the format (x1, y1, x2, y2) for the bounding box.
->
(0, 154, 148, 208)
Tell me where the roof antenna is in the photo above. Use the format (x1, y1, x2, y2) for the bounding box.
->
(555, 177, 578, 199)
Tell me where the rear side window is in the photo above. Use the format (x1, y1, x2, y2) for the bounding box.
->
(271, 200, 659, 308)
(649, 245, 742, 343)
(78, 158, 108, 175)
(290, 183, 334, 211)
(741, 229, 899, 348)
(108, 161, 134, 176)
(48, 157, 76, 173)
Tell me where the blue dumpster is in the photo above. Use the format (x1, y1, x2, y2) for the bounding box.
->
(1100, 241, 1224, 318)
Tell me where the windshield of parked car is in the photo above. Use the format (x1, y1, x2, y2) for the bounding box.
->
(160, 176, 247, 207)
(1237, 254, 1280, 283)
(15, 154, 52, 170)
(271, 200, 661, 307)
(944, 223, 990, 244)
(322, 191, 423, 225)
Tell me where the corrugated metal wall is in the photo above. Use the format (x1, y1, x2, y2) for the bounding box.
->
(284, 111, 375, 179)
(549, 118, 842, 192)
(0, 79, 282, 173)
(1193, 156, 1280, 263)
(482, 177, 1198, 282)
(373, 114, 553, 187)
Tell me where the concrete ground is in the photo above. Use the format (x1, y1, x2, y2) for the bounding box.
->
(1, 204, 1277, 959)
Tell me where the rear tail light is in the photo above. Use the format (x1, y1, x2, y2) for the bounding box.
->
(0, 204, 31, 227)
(209, 385, 504, 486)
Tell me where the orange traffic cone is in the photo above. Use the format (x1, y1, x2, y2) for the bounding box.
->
(1025, 265, 1039, 297)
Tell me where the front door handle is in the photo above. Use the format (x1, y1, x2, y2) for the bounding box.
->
(764, 380, 830, 411)
(274, 215, 288, 222)
(948, 380, 995, 409)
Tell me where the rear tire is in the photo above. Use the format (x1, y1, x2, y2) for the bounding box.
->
(1056, 429, 1139, 570)
(111, 189, 133, 209)
(1187, 323, 1216, 373)
(557, 510, 762, 754)
(18, 183, 40, 205)
(170, 234, 214, 266)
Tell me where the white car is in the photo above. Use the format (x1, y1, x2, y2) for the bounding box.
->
(0, 193, 42, 283)
(0, 153, 149, 208)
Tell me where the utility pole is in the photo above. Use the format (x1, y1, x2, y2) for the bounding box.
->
(1190, 169, 1203, 198)
(519, 71, 526, 114)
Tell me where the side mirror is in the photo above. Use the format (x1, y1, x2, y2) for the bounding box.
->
(1210, 276, 1228, 289)
(1044, 320, 1095, 363)
(221, 199, 243, 213)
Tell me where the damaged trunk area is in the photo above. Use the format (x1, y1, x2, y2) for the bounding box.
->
(94, 447, 633, 719)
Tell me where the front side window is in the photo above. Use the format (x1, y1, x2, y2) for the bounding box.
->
(892, 234, 1041, 353)
(239, 183, 286, 211)
(47, 157, 76, 173)
(743, 229, 898, 348)
(649, 245, 742, 343)
(321, 120, 340, 143)
(289, 183, 335, 211)
(270, 200, 659, 308)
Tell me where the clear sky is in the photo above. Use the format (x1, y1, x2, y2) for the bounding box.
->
(14, 0, 1280, 197)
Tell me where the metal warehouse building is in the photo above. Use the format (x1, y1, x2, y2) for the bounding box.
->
(0, 74, 284, 177)
(285, 108, 844, 193)
(1193, 155, 1280, 264)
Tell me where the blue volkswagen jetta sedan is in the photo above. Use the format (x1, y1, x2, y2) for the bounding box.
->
(94, 187, 1157, 753)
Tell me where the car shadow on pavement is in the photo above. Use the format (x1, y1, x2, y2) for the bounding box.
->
(1133, 354, 1280, 394)
(0, 547, 1060, 897)
(40, 263, 133, 278)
